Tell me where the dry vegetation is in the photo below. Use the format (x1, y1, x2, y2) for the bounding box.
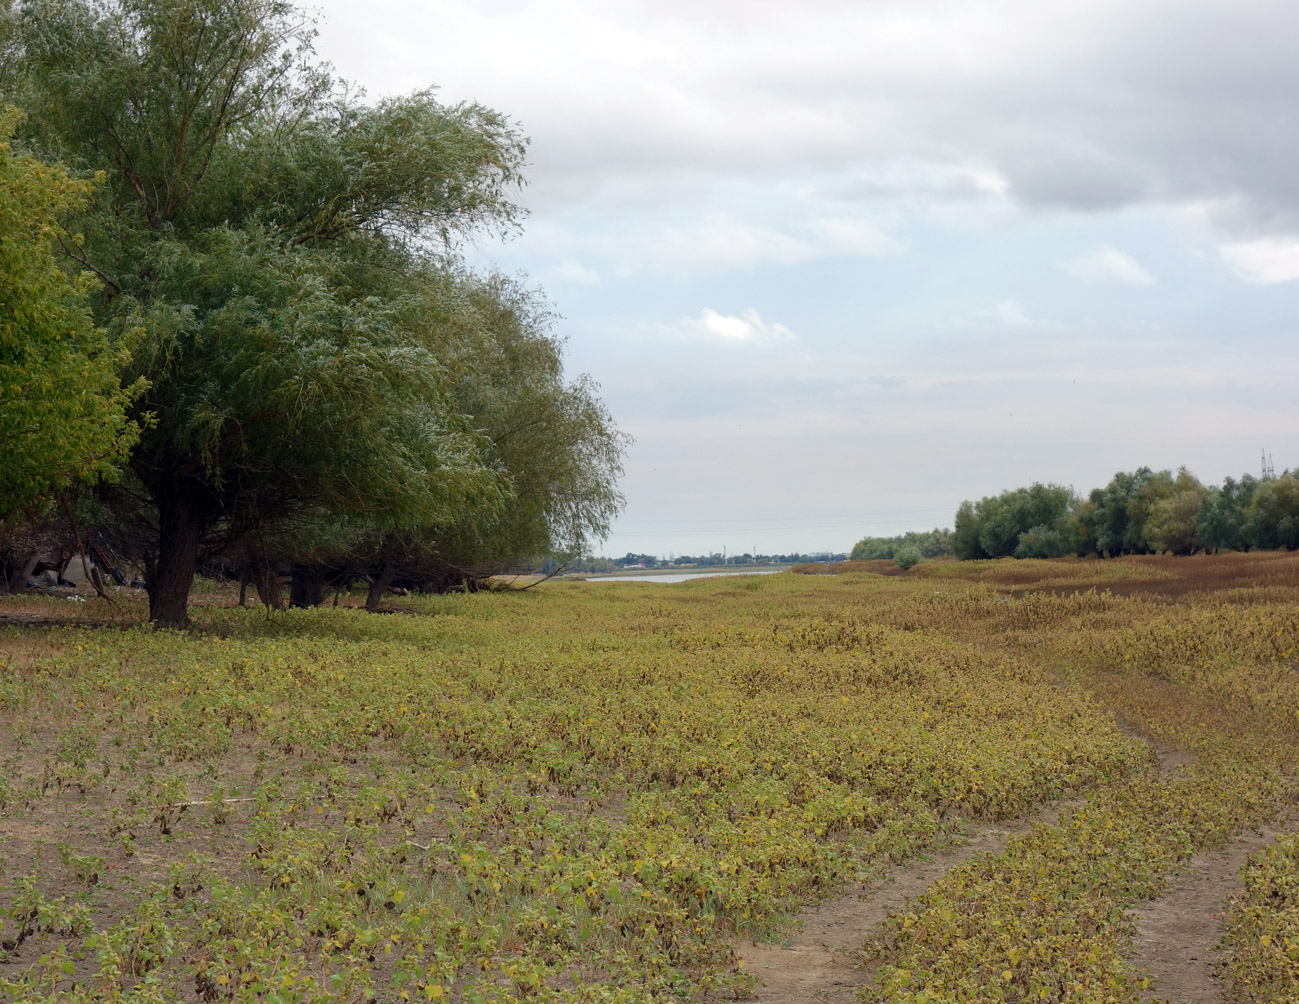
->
(1, 554, 1296, 1003)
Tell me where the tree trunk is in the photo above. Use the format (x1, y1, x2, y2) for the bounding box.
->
(148, 486, 204, 627)
(2, 549, 40, 594)
(252, 560, 287, 611)
(365, 563, 394, 611)
(290, 564, 328, 608)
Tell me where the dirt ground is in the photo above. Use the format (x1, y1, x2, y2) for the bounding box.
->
(736, 714, 1287, 1004)
(737, 799, 1084, 1003)
(1129, 814, 1294, 1004)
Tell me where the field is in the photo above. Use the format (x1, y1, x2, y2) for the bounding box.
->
(1, 553, 1297, 1003)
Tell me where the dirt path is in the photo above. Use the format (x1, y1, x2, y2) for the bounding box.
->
(1129, 814, 1293, 1004)
(1108, 710, 1198, 777)
(737, 711, 1292, 1004)
(737, 801, 1078, 1003)
(736, 715, 1203, 1003)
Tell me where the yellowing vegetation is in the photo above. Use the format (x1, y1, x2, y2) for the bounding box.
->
(0, 552, 1296, 1003)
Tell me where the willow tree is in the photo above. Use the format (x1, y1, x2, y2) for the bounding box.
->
(420, 271, 626, 571)
(280, 269, 628, 609)
(16, 0, 531, 624)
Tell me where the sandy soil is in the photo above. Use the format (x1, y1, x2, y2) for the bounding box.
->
(735, 714, 1281, 1004)
(736, 800, 1080, 1003)
(1129, 813, 1294, 1004)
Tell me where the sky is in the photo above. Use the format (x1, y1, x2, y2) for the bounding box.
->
(309, 0, 1299, 558)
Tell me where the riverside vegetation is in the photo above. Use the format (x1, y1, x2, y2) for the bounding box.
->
(0, 552, 1297, 1003)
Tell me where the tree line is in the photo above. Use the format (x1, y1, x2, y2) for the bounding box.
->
(849, 528, 954, 565)
(951, 467, 1299, 560)
(848, 468, 1298, 566)
(0, 0, 626, 625)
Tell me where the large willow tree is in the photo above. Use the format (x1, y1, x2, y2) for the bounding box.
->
(11, 0, 621, 625)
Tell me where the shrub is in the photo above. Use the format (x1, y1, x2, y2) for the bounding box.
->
(894, 546, 922, 570)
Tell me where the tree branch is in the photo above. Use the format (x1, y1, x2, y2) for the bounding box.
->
(55, 233, 121, 296)
(61, 492, 115, 604)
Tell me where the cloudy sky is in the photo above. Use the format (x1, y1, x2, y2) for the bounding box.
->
(311, 0, 1298, 557)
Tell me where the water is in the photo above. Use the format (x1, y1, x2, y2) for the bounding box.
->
(584, 568, 784, 583)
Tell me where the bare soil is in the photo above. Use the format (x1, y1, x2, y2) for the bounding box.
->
(734, 712, 1220, 1004)
(737, 800, 1080, 1003)
(1130, 813, 1295, 1004)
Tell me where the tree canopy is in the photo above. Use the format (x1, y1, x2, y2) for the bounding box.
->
(0, 105, 140, 526)
(4, 0, 625, 623)
(946, 466, 1298, 562)
(850, 528, 952, 562)
(952, 483, 1075, 560)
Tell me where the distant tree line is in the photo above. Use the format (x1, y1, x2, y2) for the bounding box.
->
(523, 551, 848, 574)
(0, 0, 626, 624)
(952, 467, 1299, 560)
(849, 528, 954, 563)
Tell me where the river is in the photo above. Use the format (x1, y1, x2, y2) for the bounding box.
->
(584, 568, 784, 583)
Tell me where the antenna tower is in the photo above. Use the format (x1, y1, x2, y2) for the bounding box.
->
(1262, 448, 1276, 479)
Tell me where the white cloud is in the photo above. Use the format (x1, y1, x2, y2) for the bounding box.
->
(520, 211, 901, 278)
(800, 216, 903, 258)
(950, 299, 1058, 330)
(1219, 237, 1299, 284)
(685, 308, 795, 343)
(627, 214, 898, 276)
(1061, 246, 1156, 285)
(552, 259, 601, 285)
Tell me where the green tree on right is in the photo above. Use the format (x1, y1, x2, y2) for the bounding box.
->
(945, 467, 1299, 560)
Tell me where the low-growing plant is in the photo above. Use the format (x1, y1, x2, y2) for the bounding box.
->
(0, 552, 1296, 1000)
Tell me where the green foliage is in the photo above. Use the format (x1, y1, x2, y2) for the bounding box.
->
(863, 753, 1284, 1004)
(951, 483, 1075, 560)
(1073, 467, 1201, 557)
(893, 545, 922, 570)
(1145, 488, 1203, 555)
(401, 270, 627, 573)
(851, 528, 951, 562)
(951, 500, 984, 560)
(113, 227, 499, 531)
(11, 0, 624, 622)
(1244, 474, 1299, 551)
(4, 556, 1299, 999)
(0, 106, 140, 520)
(0, 570, 1168, 1000)
(1222, 831, 1299, 1003)
(952, 466, 1299, 561)
(1196, 475, 1259, 553)
(1012, 523, 1067, 559)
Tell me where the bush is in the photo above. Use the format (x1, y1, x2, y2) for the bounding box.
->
(894, 546, 922, 570)
(1013, 524, 1069, 559)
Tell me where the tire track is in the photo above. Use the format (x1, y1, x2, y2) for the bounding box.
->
(736, 713, 1196, 1003)
(1129, 813, 1295, 1004)
(737, 799, 1080, 1003)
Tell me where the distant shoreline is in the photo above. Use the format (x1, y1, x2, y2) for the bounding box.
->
(575, 563, 792, 580)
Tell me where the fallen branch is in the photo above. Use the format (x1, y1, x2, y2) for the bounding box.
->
(164, 796, 258, 809)
(516, 562, 571, 591)
(162, 794, 328, 809)
(61, 492, 115, 605)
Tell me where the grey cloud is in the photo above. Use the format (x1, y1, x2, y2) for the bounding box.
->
(313, 0, 1299, 240)
(570, 1, 1299, 235)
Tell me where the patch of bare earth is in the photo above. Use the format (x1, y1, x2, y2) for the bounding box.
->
(1129, 812, 1294, 1004)
(1109, 711, 1198, 777)
(736, 800, 1080, 1003)
(735, 711, 1205, 1004)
